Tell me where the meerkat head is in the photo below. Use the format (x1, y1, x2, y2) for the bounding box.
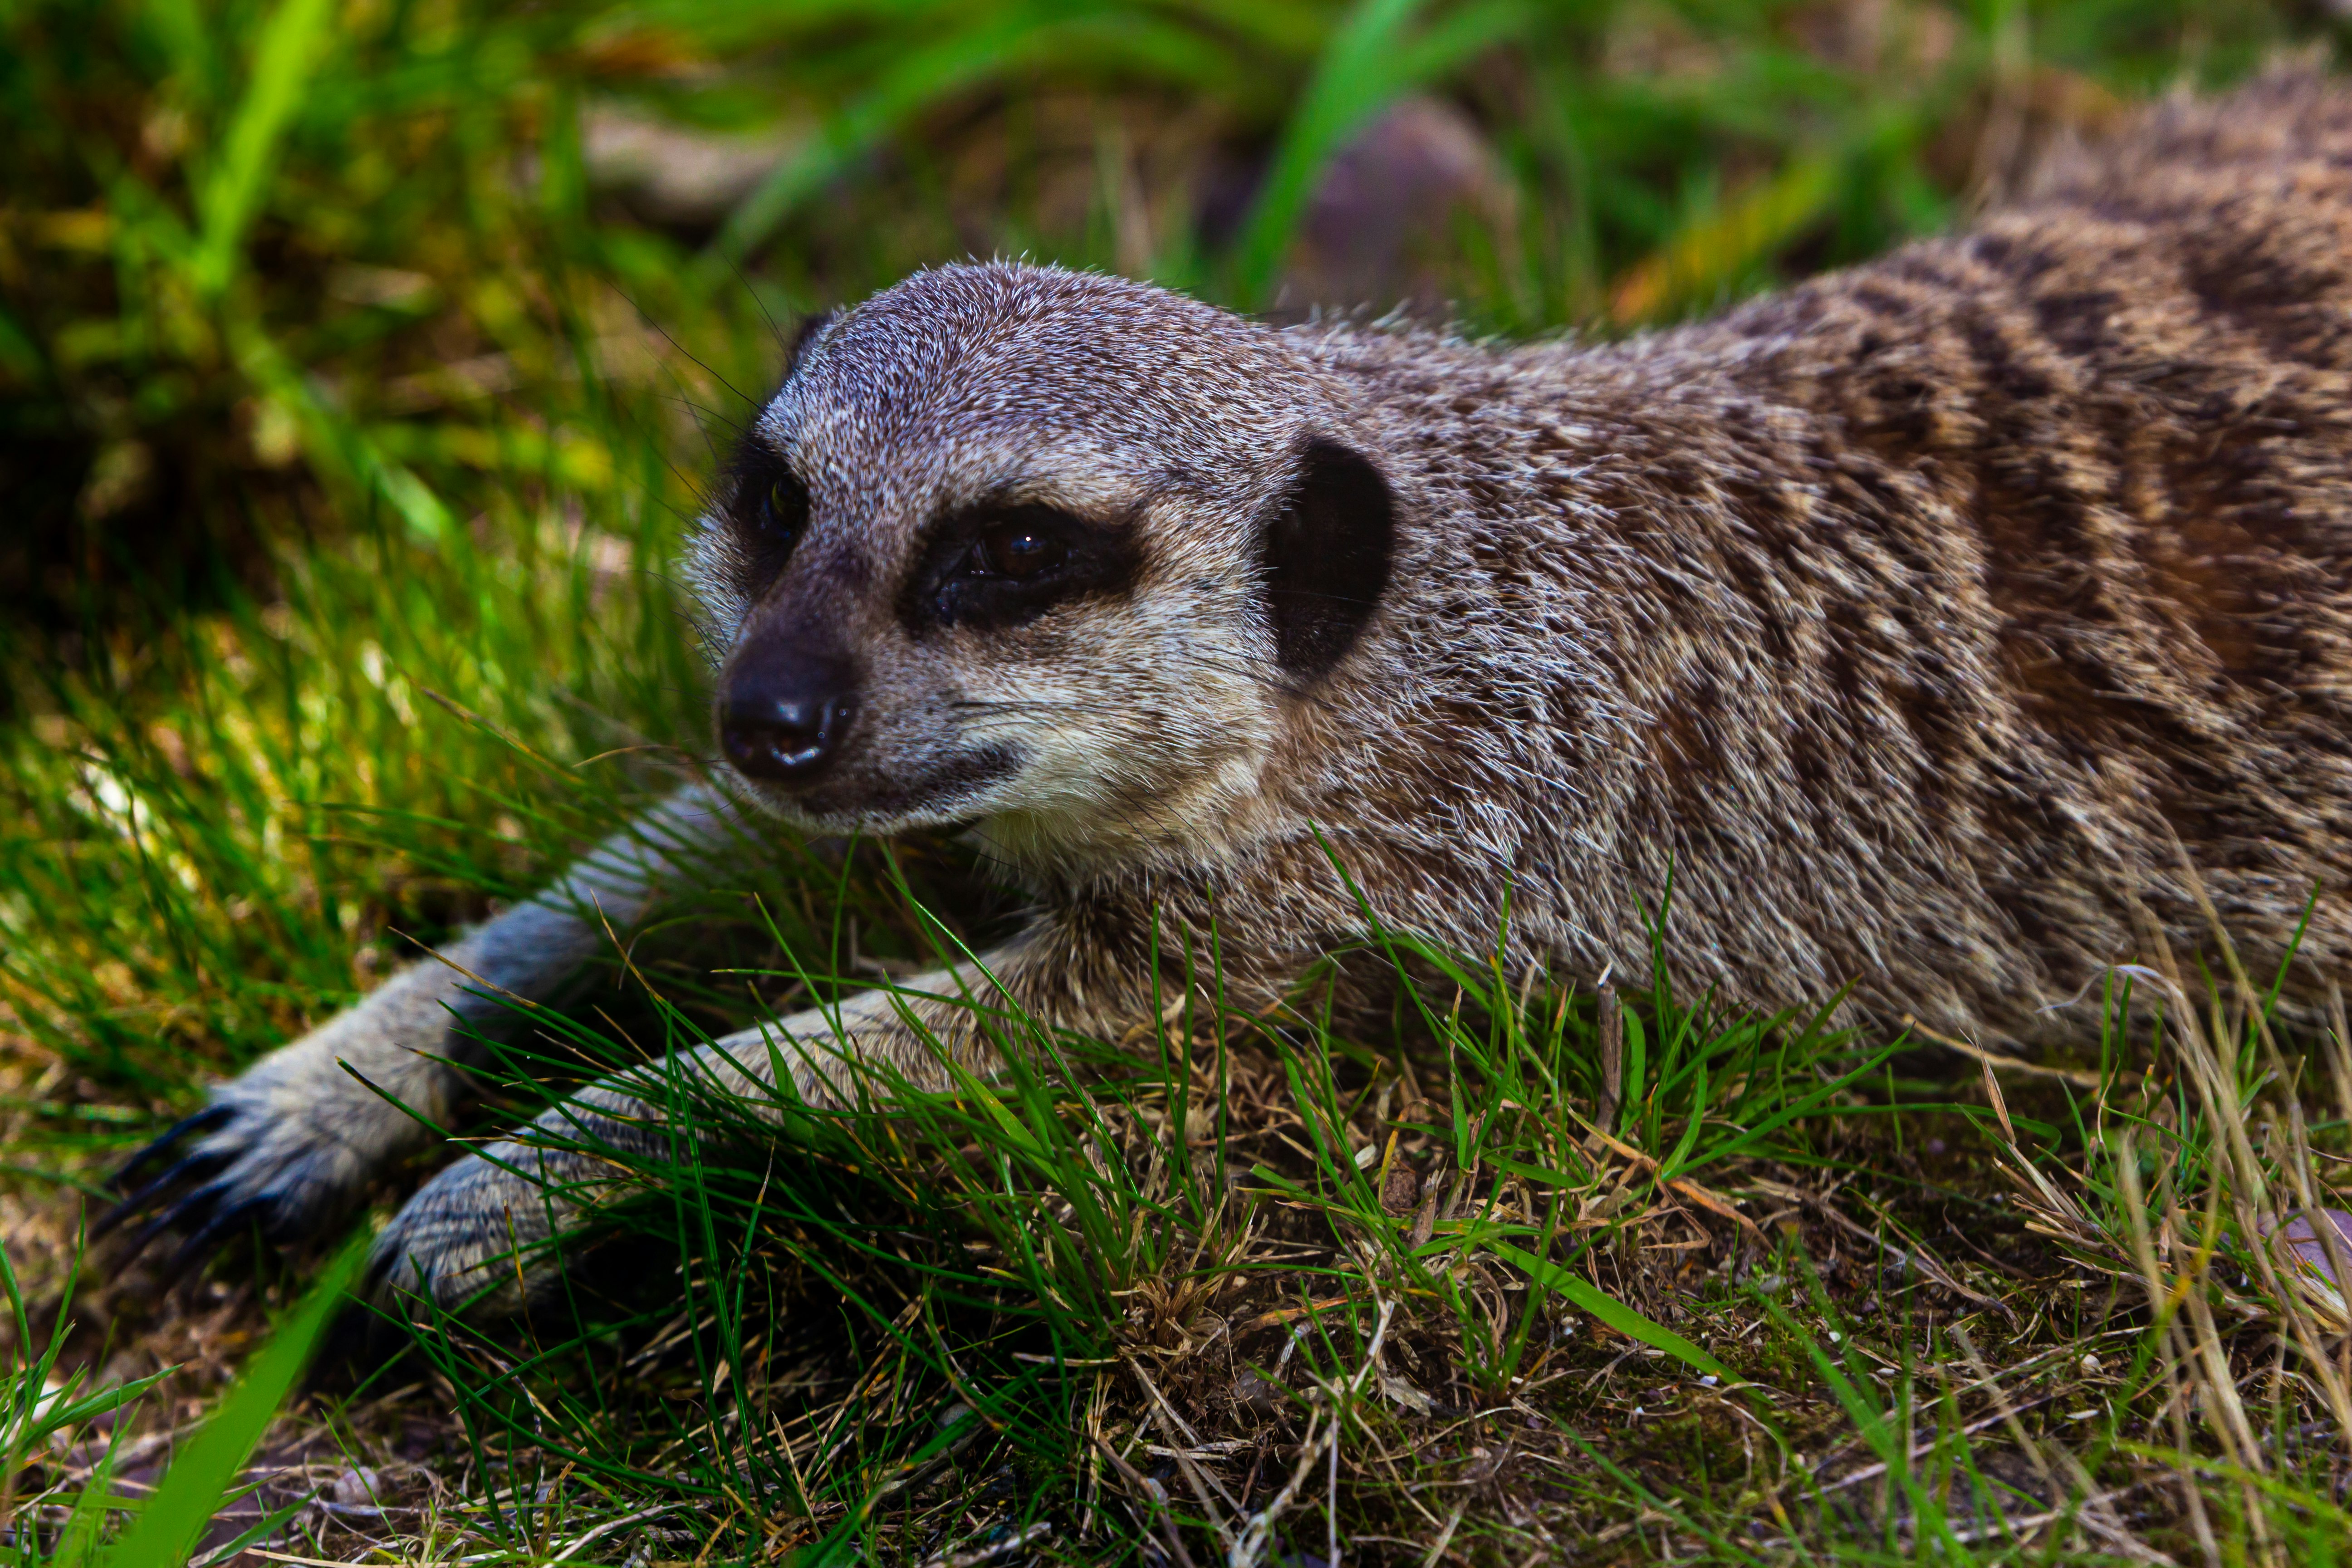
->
(687, 262, 1397, 876)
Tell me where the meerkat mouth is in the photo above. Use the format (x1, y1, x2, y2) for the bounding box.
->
(753, 742, 1024, 832)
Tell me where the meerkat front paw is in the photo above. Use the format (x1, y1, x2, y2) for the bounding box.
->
(366, 1088, 659, 1319)
(101, 1010, 466, 1280)
(361, 1021, 864, 1321)
(366, 1145, 570, 1318)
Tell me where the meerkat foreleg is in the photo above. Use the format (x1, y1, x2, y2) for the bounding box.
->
(103, 784, 742, 1273)
(363, 957, 1020, 1316)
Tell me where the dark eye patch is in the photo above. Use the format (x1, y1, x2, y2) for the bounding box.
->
(710, 312, 833, 595)
(719, 443, 811, 589)
(900, 500, 1141, 634)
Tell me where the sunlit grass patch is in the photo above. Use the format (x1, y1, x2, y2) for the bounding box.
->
(259, 894, 1996, 1563)
(231, 865, 2350, 1566)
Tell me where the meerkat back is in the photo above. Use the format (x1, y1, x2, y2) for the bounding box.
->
(1293, 63, 2352, 1045)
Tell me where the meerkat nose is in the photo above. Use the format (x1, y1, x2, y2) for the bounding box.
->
(718, 663, 858, 784)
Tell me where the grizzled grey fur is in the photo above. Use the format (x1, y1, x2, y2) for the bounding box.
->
(113, 67, 2352, 1313)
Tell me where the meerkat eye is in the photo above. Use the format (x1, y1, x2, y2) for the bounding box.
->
(730, 460, 809, 585)
(756, 471, 808, 541)
(903, 502, 1139, 633)
(977, 521, 1067, 579)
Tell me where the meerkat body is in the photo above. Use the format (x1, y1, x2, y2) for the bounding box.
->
(112, 68, 2352, 1310)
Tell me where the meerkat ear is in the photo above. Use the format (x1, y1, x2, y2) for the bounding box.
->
(784, 308, 836, 377)
(1262, 438, 1395, 679)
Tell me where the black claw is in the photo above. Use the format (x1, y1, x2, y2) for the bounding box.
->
(109, 1103, 233, 1191)
(89, 1194, 143, 1243)
(112, 1180, 232, 1271)
(152, 1197, 272, 1294)
(92, 1146, 233, 1240)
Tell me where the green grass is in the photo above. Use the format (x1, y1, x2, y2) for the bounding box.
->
(238, 917, 1932, 1562)
(7, 0, 2352, 1561)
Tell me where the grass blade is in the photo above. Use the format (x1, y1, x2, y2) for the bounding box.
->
(1490, 1241, 1732, 1382)
(101, 1230, 369, 1568)
(1228, 0, 1529, 306)
(192, 0, 337, 294)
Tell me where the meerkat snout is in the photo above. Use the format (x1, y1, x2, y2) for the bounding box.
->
(716, 630, 859, 784)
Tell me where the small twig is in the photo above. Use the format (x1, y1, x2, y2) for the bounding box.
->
(1227, 1409, 1326, 1568)
(547, 1502, 679, 1564)
(1127, 1359, 1206, 1447)
(1805, 1190, 2014, 1320)
(1232, 1297, 1397, 1568)
(1130, 1359, 1245, 1524)
(1939, 1484, 2152, 1549)
(1326, 1426, 1339, 1568)
(1417, 1500, 1468, 1567)
(1091, 1433, 1199, 1568)
(1237, 1294, 1355, 1335)
(916, 1521, 1054, 1568)
(1574, 1118, 1768, 1249)
(1595, 984, 1623, 1136)
(1950, 1324, 2054, 1486)
(1904, 1016, 2106, 1089)
(1812, 1392, 2061, 1494)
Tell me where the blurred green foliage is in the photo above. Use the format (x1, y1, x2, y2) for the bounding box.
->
(1, 0, 2331, 619)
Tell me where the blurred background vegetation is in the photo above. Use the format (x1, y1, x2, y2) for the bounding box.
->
(6, 0, 2339, 625)
(0, 0, 2343, 1128)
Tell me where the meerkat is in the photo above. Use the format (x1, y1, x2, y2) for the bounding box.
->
(106, 65, 2352, 1314)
